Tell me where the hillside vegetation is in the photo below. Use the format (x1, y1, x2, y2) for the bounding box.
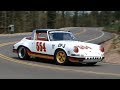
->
(0, 11, 120, 34)
(103, 21, 120, 34)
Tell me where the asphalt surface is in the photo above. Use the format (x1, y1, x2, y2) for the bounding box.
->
(0, 27, 120, 79)
(68, 27, 114, 44)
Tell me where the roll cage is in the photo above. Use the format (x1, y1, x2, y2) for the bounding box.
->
(31, 29, 76, 41)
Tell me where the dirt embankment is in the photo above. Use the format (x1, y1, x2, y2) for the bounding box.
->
(101, 34, 120, 64)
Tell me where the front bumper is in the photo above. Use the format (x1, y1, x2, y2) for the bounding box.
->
(81, 57, 104, 63)
(13, 49, 18, 53)
(69, 56, 104, 63)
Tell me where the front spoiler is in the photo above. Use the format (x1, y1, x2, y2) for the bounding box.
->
(69, 56, 104, 63)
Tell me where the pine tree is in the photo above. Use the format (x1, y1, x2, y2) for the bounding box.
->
(47, 11, 56, 28)
(73, 11, 78, 27)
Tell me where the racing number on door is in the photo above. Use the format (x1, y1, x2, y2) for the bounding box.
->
(36, 42, 46, 52)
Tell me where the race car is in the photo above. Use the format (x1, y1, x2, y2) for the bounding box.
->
(13, 29, 104, 65)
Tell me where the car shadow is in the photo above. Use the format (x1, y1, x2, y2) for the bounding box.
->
(12, 57, 101, 67)
(12, 57, 54, 64)
(66, 62, 101, 67)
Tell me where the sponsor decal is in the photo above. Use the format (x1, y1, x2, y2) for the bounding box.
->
(27, 50, 54, 60)
(58, 43, 66, 48)
(75, 45, 92, 49)
(52, 44, 55, 49)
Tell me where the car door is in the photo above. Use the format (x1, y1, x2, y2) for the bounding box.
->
(33, 32, 52, 55)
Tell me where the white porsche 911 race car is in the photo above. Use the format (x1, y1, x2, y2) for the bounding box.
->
(13, 29, 104, 65)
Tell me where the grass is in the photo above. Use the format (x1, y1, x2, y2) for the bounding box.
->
(103, 22, 120, 34)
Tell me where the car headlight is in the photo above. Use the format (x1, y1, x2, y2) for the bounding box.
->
(100, 45, 104, 52)
(73, 46, 79, 53)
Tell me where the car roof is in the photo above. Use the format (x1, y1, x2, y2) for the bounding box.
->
(33, 29, 69, 33)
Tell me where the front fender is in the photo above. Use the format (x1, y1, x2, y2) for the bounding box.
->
(54, 46, 73, 57)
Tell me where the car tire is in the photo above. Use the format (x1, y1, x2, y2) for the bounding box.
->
(18, 46, 30, 60)
(54, 50, 69, 65)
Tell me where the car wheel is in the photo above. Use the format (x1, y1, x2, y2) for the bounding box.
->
(86, 62, 97, 66)
(18, 46, 30, 60)
(55, 50, 68, 65)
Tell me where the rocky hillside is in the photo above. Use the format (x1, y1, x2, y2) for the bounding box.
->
(102, 34, 120, 64)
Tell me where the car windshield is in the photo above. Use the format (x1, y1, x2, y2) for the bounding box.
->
(49, 32, 77, 41)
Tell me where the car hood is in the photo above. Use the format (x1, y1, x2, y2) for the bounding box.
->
(53, 41, 100, 49)
(52, 41, 103, 57)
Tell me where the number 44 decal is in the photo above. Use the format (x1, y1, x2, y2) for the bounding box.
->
(36, 42, 46, 52)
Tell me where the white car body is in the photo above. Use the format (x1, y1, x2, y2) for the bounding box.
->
(13, 29, 104, 65)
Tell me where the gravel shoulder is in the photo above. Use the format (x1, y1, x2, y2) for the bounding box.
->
(101, 34, 120, 64)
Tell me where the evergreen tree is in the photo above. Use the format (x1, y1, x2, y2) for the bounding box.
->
(47, 11, 56, 28)
(73, 11, 78, 27)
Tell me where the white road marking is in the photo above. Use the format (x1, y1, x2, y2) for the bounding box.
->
(84, 30, 104, 42)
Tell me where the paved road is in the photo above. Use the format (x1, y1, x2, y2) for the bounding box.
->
(66, 27, 114, 44)
(0, 27, 119, 79)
